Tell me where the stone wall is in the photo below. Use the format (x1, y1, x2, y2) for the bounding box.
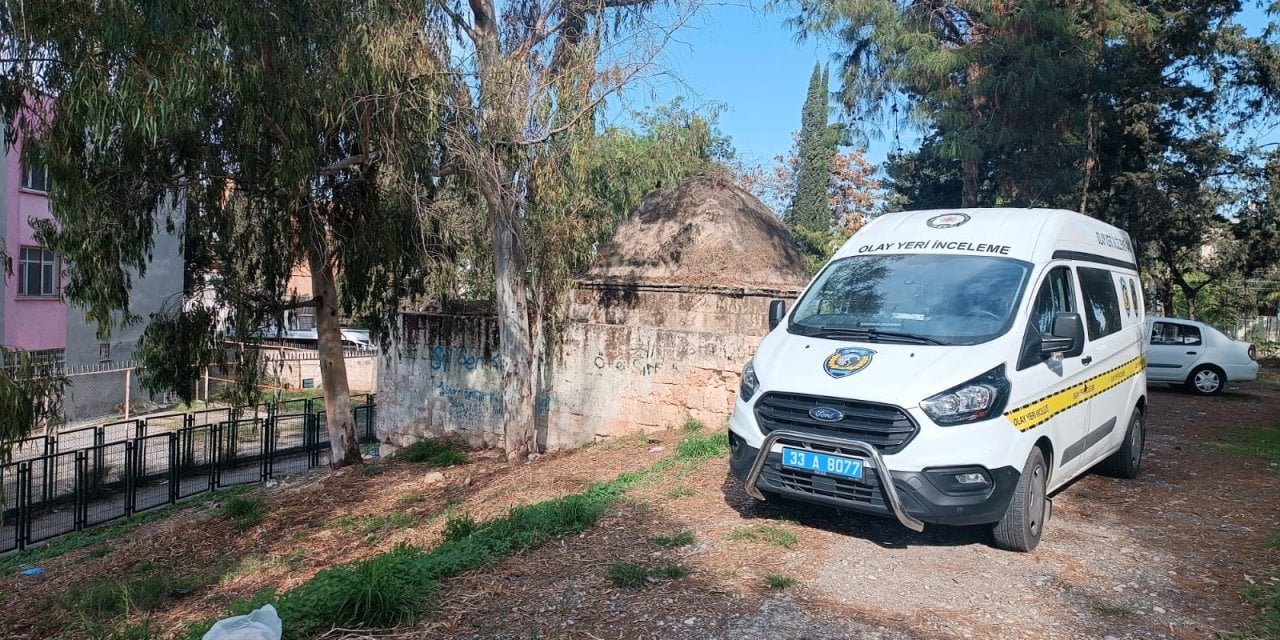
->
(377, 284, 801, 451)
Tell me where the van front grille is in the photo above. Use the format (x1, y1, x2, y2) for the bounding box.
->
(754, 392, 917, 454)
(758, 457, 888, 510)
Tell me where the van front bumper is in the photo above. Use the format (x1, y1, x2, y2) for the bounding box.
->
(730, 430, 1020, 528)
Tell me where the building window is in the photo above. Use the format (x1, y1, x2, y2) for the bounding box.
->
(18, 246, 58, 297)
(99, 342, 112, 361)
(21, 160, 49, 193)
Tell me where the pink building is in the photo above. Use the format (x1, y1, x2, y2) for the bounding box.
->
(2, 124, 68, 355)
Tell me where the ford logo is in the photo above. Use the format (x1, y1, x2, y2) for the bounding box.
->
(809, 407, 844, 423)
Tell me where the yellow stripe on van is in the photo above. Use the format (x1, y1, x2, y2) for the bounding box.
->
(1004, 356, 1145, 432)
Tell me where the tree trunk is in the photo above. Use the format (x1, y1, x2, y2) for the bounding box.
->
(485, 186, 536, 460)
(308, 250, 362, 468)
(961, 158, 978, 208)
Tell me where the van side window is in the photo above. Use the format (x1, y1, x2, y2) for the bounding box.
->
(1078, 267, 1123, 340)
(1030, 267, 1075, 336)
(1150, 321, 1201, 346)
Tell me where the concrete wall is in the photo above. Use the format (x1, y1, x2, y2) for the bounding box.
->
(377, 284, 800, 451)
(63, 199, 186, 368)
(258, 348, 378, 393)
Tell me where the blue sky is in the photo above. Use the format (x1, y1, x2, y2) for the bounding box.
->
(606, 2, 1276, 175)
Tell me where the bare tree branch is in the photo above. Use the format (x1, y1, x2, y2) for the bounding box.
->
(318, 153, 382, 176)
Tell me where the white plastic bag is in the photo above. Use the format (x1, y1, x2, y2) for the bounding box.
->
(202, 604, 283, 640)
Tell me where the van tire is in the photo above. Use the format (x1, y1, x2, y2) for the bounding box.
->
(1185, 365, 1225, 396)
(992, 448, 1048, 552)
(1100, 410, 1144, 479)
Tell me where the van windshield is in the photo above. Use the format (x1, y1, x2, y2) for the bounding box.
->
(788, 254, 1032, 346)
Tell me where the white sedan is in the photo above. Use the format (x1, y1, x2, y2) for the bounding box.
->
(1145, 317, 1259, 395)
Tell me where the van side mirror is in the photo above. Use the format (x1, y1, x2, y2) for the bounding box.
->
(768, 300, 787, 330)
(1040, 312, 1085, 358)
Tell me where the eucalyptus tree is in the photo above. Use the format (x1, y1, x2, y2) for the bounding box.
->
(0, 1, 454, 467)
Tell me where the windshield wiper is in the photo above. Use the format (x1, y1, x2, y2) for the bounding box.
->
(804, 326, 946, 345)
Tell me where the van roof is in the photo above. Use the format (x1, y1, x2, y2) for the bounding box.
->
(833, 208, 1137, 271)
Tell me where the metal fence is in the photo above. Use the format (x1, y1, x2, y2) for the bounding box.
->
(0, 394, 376, 553)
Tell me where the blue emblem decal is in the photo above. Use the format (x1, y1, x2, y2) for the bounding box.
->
(824, 347, 876, 379)
(809, 407, 845, 422)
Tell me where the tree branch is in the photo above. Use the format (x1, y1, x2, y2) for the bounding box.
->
(440, 3, 477, 43)
(318, 153, 382, 176)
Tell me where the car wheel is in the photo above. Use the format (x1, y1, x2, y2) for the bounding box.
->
(1101, 410, 1144, 479)
(992, 447, 1049, 552)
(1185, 365, 1225, 396)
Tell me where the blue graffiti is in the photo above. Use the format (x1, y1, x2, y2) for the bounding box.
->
(430, 345, 502, 372)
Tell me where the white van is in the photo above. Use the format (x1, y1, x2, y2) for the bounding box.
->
(729, 208, 1148, 551)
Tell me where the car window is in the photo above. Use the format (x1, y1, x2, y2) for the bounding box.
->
(1150, 322, 1202, 346)
(1078, 267, 1123, 340)
(1029, 266, 1075, 336)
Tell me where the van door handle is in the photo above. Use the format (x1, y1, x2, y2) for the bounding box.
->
(1186, 351, 1198, 355)
(1081, 355, 1093, 365)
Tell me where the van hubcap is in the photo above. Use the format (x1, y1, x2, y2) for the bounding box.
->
(1129, 418, 1143, 466)
(1028, 463, 1045, 536)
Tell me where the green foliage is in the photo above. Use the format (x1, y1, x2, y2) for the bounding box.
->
(442, 514, 481, 542)
(334, 513, 415, 542)
(64, 571, 202, 619)
(675, 431, 729, 461)
(653, 562, 691, 580)
(73, 619, 163, 640)
(220, 493, 266, 532)
(397, 440, 468, 467)
(1221, 577, 1280, 639)
(0, 347, 68, 462)
(728, 524, 799, 548)
(277, 543, 435, 634)
(786, 63, 840, 232)
(135, 305, 222, 407)
(666, 486, 697, 499)
(764, 574, 798, 590)
(649, 530, 695, 548)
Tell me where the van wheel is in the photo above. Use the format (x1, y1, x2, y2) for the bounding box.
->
(992, 448, 1048, 552)
(1100, 410, 1144, 479)
(1185, 365, 1224, 396)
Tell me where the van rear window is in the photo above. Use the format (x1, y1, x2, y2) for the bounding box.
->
(1078, 267, 1123, 340)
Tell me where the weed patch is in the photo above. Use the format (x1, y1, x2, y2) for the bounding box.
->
(681, 417, 705, 433)
(649, 530, 695, 548)
(728, 524, 798, 548)
(1221, 576, 1280, 639)
(666, 486, 697, 499)
(764, 574, 797, 590)
(1217, 426, 1280, 461)
(397, 440, 468, 467)
(220, 493, 266, 531)
(334, 512, 415, 541)
(65, 571, 205, 619)
(674, 431, 729, 462)
(607, 561, 691, 587)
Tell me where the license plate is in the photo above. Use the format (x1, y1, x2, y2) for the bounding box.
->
(781, 447, 864, 479)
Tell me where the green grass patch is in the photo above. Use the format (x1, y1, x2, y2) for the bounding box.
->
(666, 486, 697, 499)
(65, 570, 208, 620)
(334, 512, 415, 540)
(649, 529, 695, 548)
(681, 417, 705, 433)
(397, 493, 427, 506)
(674, 431, 729, 462)
(1271, 533, 1280, 550)
(728, 524, 798, 548)
(607, 561, 690, 587)
(221, 492, 267, 531)
(0, 488, 249, 575)
(71, 618, 163, 640)
(1221, 577, 1280, 639)
(763, 574, 797, 590)
(397, 439, 468, 467)
(1217, 427, 1280, 462)
(608, 563, 650, 588)
(1092, 602, 1133, 617)
(182, 465, 653, 640)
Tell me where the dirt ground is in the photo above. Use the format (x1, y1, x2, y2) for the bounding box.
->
(1, 375, 1276, 639)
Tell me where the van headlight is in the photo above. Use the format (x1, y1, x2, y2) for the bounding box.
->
(919, 365, 1010, 425)
(740, 361, 759, 402)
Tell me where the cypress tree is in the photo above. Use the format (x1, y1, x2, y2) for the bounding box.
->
(787, 63, 837, 232)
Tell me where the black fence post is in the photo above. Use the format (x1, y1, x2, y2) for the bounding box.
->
(42, 437, 54, 511)
(168, 432, 179, 505)
(15, 462, 30, 552)
(134, 420, 145, 441)
(74, 450, 88, 531)
(124, 441, 136, 516)
(262, 418, 273, 481)
(92, 427, 105, 479)
(210, 424, 220, 491)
